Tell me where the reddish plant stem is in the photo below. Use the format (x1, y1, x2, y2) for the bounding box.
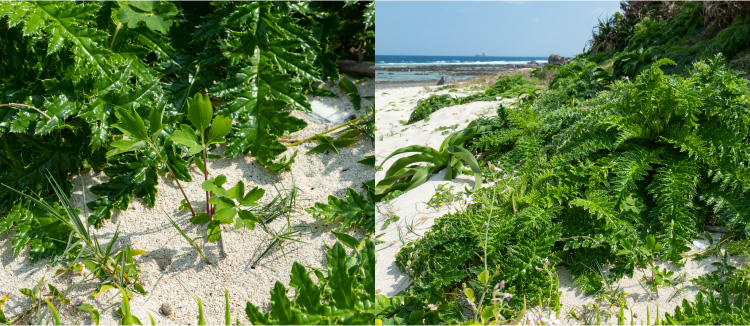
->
(204, 148, 210, 215)
(152, 144, 196, 217)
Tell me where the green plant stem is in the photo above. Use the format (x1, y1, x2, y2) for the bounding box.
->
(287, 111, 373, 147)
(150, 143, 196, 216)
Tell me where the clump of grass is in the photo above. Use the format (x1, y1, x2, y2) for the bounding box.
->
(2, 174, 144, 296)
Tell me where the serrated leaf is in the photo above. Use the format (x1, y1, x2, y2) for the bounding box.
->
(306, 188, 374, 235)
(332, 231, 359, 250)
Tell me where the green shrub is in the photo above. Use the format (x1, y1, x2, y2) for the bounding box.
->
(382, 56, 750, 324)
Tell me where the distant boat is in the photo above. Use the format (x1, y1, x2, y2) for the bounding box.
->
(475, 52, 488, 57)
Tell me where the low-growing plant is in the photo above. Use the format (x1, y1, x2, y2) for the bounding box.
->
(245, 239, 376, 325)
(662, 290, 750, 325)
(375, 121, 490, 201)
(1, 276, 100, 325)
(407, 92, 499, 125)
(426, 184, 456, 210)
(306, 186, 375, 235)
(3, 175, 144, 296)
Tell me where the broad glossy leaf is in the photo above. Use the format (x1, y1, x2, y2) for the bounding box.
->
(332, 231, 360, 250)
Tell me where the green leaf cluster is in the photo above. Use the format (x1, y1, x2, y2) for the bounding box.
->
(195, 175, 264, 242)
(0, 1, 371, 261)
(245, 239, 376, 325)
(306, 186, 375, 235)
(375, 121, 489, 201)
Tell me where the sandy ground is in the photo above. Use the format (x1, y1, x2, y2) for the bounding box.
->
(0, 79, 373, 325)
(374, 84, 502, 297)
(374, 83, 750, 324)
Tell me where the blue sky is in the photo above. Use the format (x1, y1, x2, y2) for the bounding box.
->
(376, 1, 622, 57)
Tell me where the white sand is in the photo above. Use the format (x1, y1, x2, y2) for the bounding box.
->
(374, 84, 502, 296)
(374, 84, 750, 324)
(0, 79, 373, 325)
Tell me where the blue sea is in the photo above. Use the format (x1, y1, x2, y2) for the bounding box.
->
(376, 55, 548, 83)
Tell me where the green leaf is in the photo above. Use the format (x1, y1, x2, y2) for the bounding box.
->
(172, 125, 202, 155)
(117, 1, 179, 34)
(206, 222, 221, 243)
(268, 282, 293, 325)
(240, 187, 265, 206)
(194, 156, 208, 175)
(306, 188, 374, 235)
(478, 269, 490, 284)
(214, 207, 237, 224)
(208, 115, 232, 144)
(332, 231, 360, 250)
(236, 210, 258, 230)
(113, 108, 150, 142)
(187, 93, 214, 133)
(190, 213, 212, 225)
(197, 297, 207, 325)
(106, 140, 147, 158)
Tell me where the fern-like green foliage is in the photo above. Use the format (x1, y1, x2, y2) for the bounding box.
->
(406, 75, 540, 125)
(245, 239, 376, 325)
(382, 56, 750, 324)
(663, 291, 750, 325)
(306, 186, 375, 235)
(0, 1, 372, 262)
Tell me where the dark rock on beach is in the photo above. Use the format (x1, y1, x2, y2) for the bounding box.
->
(437, 74, 457, 85)
(548, 54, 571, 65)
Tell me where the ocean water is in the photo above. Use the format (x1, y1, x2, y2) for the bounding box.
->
(376, 55, 547, 67)
(376, 55, 548, 83)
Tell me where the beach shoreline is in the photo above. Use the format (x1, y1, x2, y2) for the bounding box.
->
(377, 62, 546, 85)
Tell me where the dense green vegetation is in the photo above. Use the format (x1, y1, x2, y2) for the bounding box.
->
(406, 75, 541, 124)
(377, 2, 750, 324)
(0, 1, 373, 262)
(0, 1, 375, 324)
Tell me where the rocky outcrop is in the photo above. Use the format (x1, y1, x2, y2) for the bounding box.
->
(437, 74, 457, 85)
(548, 54, 571, 65)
